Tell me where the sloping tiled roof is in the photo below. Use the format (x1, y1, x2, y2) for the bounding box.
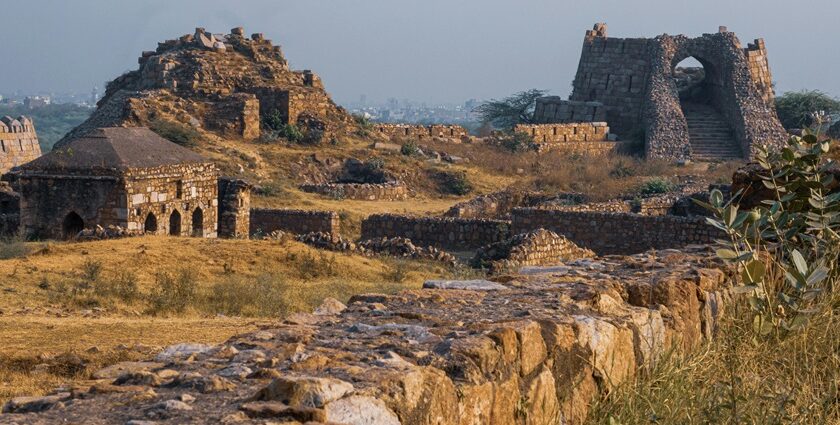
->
(20, 127, 209, 172)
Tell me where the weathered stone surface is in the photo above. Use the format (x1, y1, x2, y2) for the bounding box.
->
(3, 247, 730, 425)
(92, 361, 165, 380)
(2, 393, 71, 414)
(423, 280, 508, 291)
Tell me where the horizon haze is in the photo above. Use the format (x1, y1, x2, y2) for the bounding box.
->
(1, 0, 837, 104)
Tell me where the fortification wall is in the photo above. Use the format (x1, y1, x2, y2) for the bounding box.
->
(249, 208, 339, 237)
(511, 208, 721, 255)
(0, 116, 42, 173)
(300, 181, 408, 201)
(743, 38, 775, 105)
(472, 229, 595, 273)
(361, 214, 511, 250)
(514, 122, 628, 154)
(218, 178, 251, 238)
(374, 124, 468, 141)
(568, 24, 652, 138)
(533, 97, 607, 123)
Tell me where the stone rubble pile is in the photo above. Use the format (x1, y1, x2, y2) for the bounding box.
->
(357, 237, 457, 264)
(75, 225, 139, 241)
(295, 231, 356, 252)
(472, 229, 595, 273)
(0, 246, 731, 424)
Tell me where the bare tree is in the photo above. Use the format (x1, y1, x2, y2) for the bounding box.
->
(473, 89, 548, 131)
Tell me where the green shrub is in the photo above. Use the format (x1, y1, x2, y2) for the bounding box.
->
(775, 90, 840, 130)
(499, 132, 535, 153)
(149, 119, 202, 147)
(437, 170, 474, 196)
(401, 141, 421, 156)
(93, 270, 140, 303)
(146, 269, 197, 315)
(262, 109, 287, 132)
(637, 178, 673, 195)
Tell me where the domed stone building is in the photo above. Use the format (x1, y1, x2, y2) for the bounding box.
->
(14, 127, 219, 239)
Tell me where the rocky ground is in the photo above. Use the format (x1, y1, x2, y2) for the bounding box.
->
(0, 246, 730, 425)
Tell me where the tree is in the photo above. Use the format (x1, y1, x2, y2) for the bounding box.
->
(775, 90, 840, 130)
(473, 89, 548, 131)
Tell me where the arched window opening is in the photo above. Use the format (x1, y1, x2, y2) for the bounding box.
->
(144, 213, 158, 234)
(62, 212, 84, 239)
(169, 210, 181, 236)
(191, 208, 203, 237)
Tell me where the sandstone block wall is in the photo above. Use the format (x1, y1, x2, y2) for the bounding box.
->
(249, 209, 339, 237)
(218, 178, 251, 238)
(374, 124, 468, 141)
(300, 182, 408, 201)
(743, 38, 775, 105)
(515, 122, 610, 144)
(0, 116, 42, 174)
(123, 164, 219, 238)
(533, 97, 607, 123)
(361, 214, 511, 250)
(511, 208, 722, 255)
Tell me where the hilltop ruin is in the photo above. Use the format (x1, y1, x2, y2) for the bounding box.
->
(58, 27, 353, 146)
(0, 116, 41, 173)
(531, 24, 788, 161)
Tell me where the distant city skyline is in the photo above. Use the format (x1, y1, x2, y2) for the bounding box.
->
(1, 0, 838, 104)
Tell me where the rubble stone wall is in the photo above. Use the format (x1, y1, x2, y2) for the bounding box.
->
(361, 214, 511, 250)
(515, 122, 610, 143)
(300, 182, 408, 201)
(511, 208, 721, 255)
(218, 178, 251, 238)
(472, 229, 596, 272)
(249, 208, 340, 237)
(374, 124, 469, 141)
(0, 116, 42, 173)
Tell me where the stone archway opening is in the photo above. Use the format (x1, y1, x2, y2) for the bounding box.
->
(672, 55, 741, 160)
(191, 208, 203, 237)
(62, 212, 84, 239)
(169, 210, 182, 236)
(145, 213, 158, 234)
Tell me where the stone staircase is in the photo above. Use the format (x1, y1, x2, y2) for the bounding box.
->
(682, 102, 743, 161)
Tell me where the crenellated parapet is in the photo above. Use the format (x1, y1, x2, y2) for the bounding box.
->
(0, 115, 42, 173)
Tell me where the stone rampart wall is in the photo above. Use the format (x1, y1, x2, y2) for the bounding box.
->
(361, 214, 511, 250)
(374, 124, 468, 141)
(0, 116, 42, 173)
(511, 208, 721, 255)
(300, 182, 408, 201)
(533, 97, 607, 124)
(743, 38, 775, 105)
(515, 122, 610, 143)
(249, 208, 339, 237)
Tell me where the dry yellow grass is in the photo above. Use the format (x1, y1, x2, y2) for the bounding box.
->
(0, 236, 451, 403)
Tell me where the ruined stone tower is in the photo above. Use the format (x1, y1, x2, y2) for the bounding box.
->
(535, 24, 787, 161)
(0, 116, 41, 173)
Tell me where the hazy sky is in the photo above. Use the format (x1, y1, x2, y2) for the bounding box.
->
(1, 0, 837, 104)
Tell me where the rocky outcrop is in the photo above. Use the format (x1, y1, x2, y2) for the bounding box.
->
(1, 246, 731, 425)
(58, 27, 353, 147)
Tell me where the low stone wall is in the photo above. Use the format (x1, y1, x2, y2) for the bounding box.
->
(249, 208, 339, 237)
(299, 182, 408, 201)
(472, 229, 595, 273)
(374, 124, 468, 141)
(361, 214, 511, 250)
(515, 122, 611, 144)
(511, 208, 722, 255)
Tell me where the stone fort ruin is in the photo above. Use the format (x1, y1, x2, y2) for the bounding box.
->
(0, 116, 41, 173)
(533, 24, 787, 161)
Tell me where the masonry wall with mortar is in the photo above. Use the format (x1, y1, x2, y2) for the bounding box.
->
(472, 229, 595, 273)
(374, 124, 469, 141)
(537, 23, 787, 161)
(361, 214, 511, 250)
(249, 209, 339, 237)
(218, 178, 252, 238)
(533, 97, 607, 124)
(17, 163, 218, 240)
(299, 182, 408, 201)
(511, 208, 722, 255)
(0, 116, 42, 173)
